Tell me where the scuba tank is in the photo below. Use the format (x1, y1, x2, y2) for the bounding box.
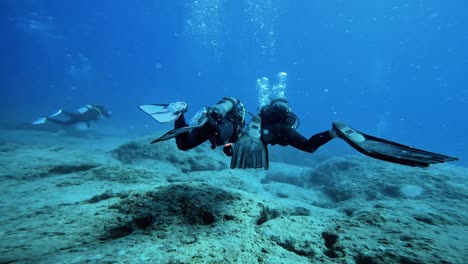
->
(210, 97, 239, 121)
(207, 97, 246, 149)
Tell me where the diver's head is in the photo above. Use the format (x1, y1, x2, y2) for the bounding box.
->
(257, 98, 290, 116)
(270, 98, 289, 111)
(258, 98, 298, 127)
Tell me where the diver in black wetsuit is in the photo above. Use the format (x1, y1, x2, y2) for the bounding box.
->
(174, 97, 246, 151)
(259, 98, 335, 153)
(231, 96, 458, 169)
(139, 97, 246, 152)
(230, 71, 458, 169)
(229, 97, 335, 170)
(32, 104, 111, 127)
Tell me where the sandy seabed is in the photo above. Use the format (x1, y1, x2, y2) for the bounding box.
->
(0, 128, 466, 264)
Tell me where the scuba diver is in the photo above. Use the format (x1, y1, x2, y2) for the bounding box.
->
(139, 97, 246, 151)
(32, 104, 112, 127)
(140, 73, 457, 170)
(230, 72, 458, 169)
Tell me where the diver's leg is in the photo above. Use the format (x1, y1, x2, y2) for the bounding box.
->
(45, 118, 68, 126)
(174, 113, 188, 129)
(288, 128, 333, 153)
(61, 111, 78, 118)
(44, 118, 64, 125)
(305, 131, 334, 151)
(174, 114, 211, 150)
(59, 111, 81, 125)
(46, 116, 78, 126)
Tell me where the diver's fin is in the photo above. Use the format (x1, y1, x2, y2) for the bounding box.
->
(31, 109, 63, 125)
(188, 107, 209, 127)
(49, 109, 62, 117)
(230, 116, 269, 169)
(230, 134, 269, 169)
(139, 102, 188, 123)
(151, 126, 192, 144)
(32, 117, 47, 125)
(150, 111, 208, 144)
(332, 121, 458, 167)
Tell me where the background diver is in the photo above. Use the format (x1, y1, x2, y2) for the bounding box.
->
(32, 104, 112, 127)
(139, 97, 246, 152)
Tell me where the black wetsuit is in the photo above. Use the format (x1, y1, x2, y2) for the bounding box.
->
(175, 101, 244, 151)
(259, 100, 333, 153)
(47, 105, 111, 127)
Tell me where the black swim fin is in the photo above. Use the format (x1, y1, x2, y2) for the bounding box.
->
(231, 116, 269, 169)
(151, 126, 192, 143)
(145, 106, 209, 144)
(332, 122, 458, 167)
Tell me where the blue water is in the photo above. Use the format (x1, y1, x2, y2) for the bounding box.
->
(1, 0, 467, 166)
